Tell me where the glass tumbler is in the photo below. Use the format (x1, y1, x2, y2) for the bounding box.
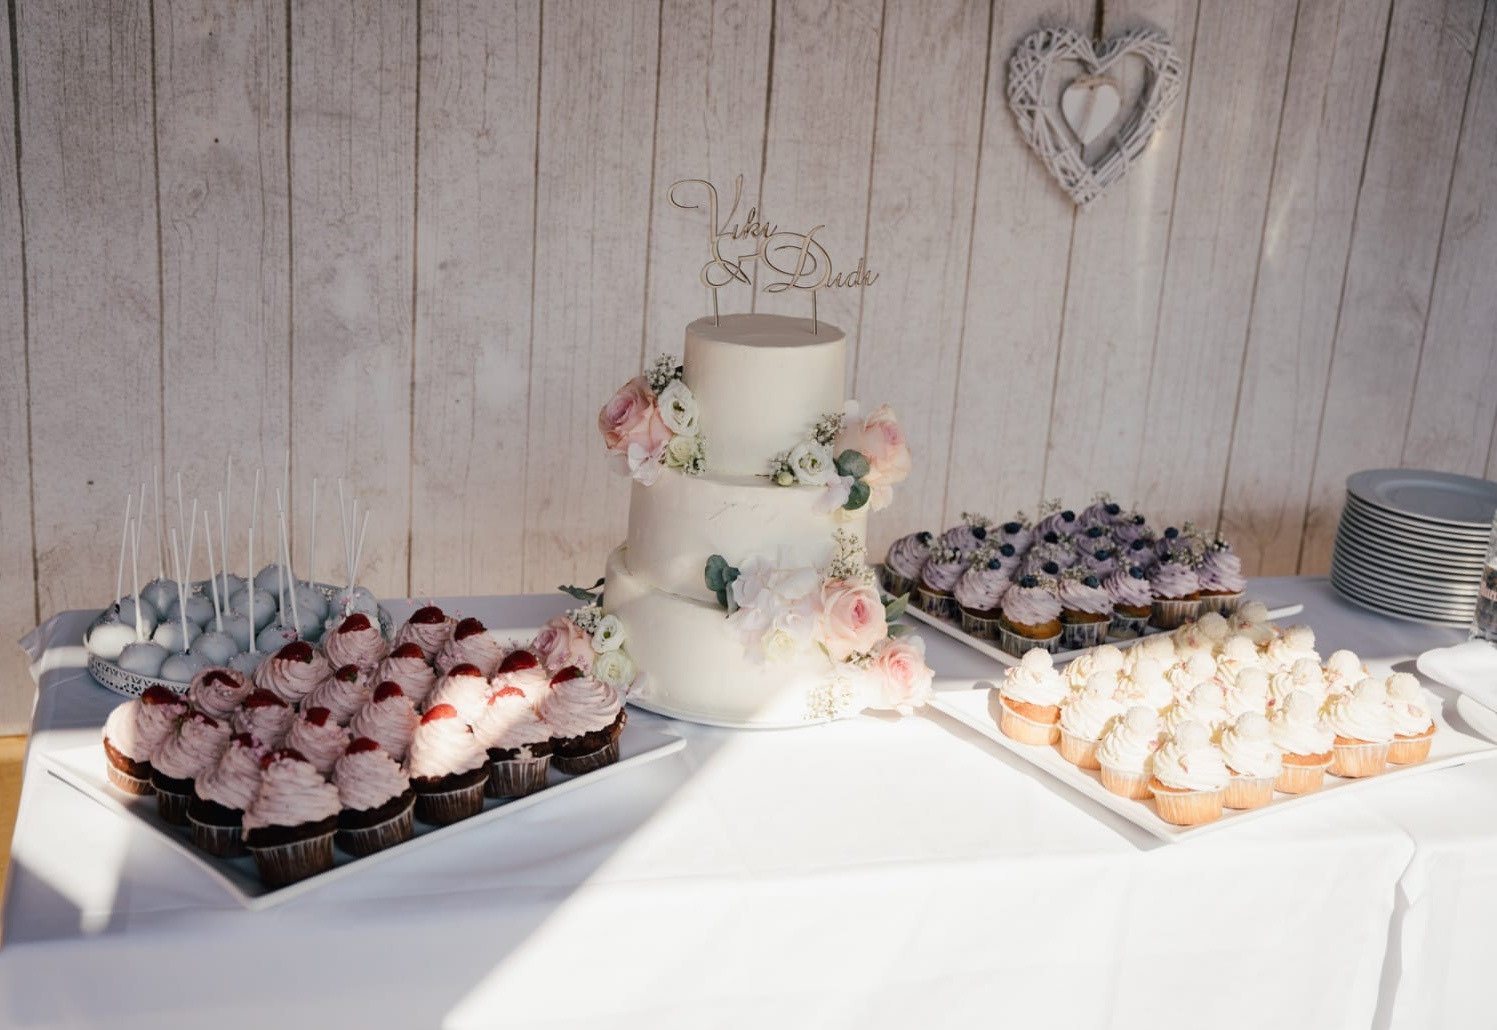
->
(1473, 512, 1497, 643)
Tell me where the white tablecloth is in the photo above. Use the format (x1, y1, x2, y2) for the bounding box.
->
(2, 579, 1491, 1029)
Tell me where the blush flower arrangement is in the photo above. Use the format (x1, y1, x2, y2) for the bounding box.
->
(767, 402, 911, 514)
(533, 578, 639, 693)
(598, 354, 708, 485)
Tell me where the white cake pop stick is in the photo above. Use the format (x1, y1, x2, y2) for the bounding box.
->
(247, 468, 261, 654)
(203, 508, 223, 632)
(222, 455, 233, 588)
(337, 477, 351, 589)
(175, 471, 187, 567)
(171, 527, 188, 648)
(184, 498, 198, 587)
(129, 517, 143, 641)
(153, 464, 165, 580)
(115, 492, 134, 606)
(308, 477, 318, 587)
(275, 488, 287, 627)
(280, 510, 301, 639)
(352, 510, 371, 589)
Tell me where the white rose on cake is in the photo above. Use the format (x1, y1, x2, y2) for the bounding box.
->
(593, 648, 636, 691)
(761, 628, 799, 664)
(788, 440, 835, 485)
(656, 380, 700, 436)
(591, 614, 625, 653)
(664, 432, 703, 471)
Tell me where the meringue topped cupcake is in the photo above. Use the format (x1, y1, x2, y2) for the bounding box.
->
(539, 667, 626, 775)
(186, 666, 252, 721)
(1162, 683, 1229, 740)
(233, 688, 295, 746)
(436, 617, 505, 677)
(473, 685, 554, 798)
(1322, 649, 1367, 697)
(1149, 721, 1230, 826)
(253, 640, 332, 705)
(1269, 690, 1334, 794)
(333, 738, 415, 856)
(394, 604, 457, 661)
(1057, 675, 1124, 769)
(374, 642, 439, 708)
(1097, 706, 1161, 799)
(1385, 672, 1436, 765)
(406, 703, 490, 823)
(882, 530, 934, 597)
(914, 545, 966, 621)
(349, 681, 421, 761)
(322, 612, 390, 673)
(1218, 712, 1282, 809)
(953, 555, 1011, 641)
(996, 575, 1063, 656)
(1324, 678, 1395, 777)
(242, 748, 342, 886)
(1063, 643, 1125, 690)
(994, 649, 1066, 745)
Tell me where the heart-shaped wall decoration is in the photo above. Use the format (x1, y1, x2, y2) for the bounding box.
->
(1007, 26, 1183, 208)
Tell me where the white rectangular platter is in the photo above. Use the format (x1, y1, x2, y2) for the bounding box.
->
(903, 598, 1304, 668)
(42, 723, 685, 910)
(926, 682, 1497, 843)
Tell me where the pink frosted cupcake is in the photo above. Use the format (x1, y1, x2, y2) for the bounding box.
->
(252, 641, 333, 705)
(136, 685, 188, 759)
(405, 704, 490, 824)
(305, 664, 375, 725)
(322, 612, 389, 673)
(436, 617, 505, 677)
(186, 666, 252, 720)
(188, 732, 268, 856)
(149, 709, 232, 825)
(394, 604, 457, 661)
(374, 642, 439, 708)
(538, 667, 626, 775)
(1148, 721, 1229, 826)
(349, 681, 421, 761)
(285, 706, 352, 777)
(333, 738, 415, 856)
(242, 748, 342, 886)
(1218, 712, 1282, 809)
(424, 663, 493, 724)
(233, 688, 295, 746)
(472, 685, 553, 798)
(489, 648, 552, 703)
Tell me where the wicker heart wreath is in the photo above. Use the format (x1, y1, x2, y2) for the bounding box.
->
(1007, 26, 1183, 208)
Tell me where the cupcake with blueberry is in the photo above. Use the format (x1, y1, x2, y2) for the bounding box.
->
(405, 703, 491, 824)
(394, 604, 457, 662)
(233, 688, 295, 746)
(1057, 568, 1113, 650)
(333, 738, 416, 856)
(1149, 721, 1230, 826)
(349, 681, 421, 762)
(915, 544, 967, 621)
(1104, 565, 1153, 638)
(436, 617, 505, 677)
(374, 642, 439, 708)
(1197, 537, 1247, 615)
(539, 666, 627, 774)
(242, 748, 342, 886)
(1385, 672, 1436, 765)
(994, 514, 1034, 554)
(996, 573, 1063, 656)
(187, 732, 267, 856)
(1080, 545, 1120, 580)
(940, 512, 992, 556)
(953, 554, 1012, 641)
(1024, 537, 1078, 575)
(473, 685, 554, 798)
(1147, 554, 1201, 629)
(882, 530, 935, 598)
(1110, 511, 1154, 548)
(1034, 504, 1078, 539)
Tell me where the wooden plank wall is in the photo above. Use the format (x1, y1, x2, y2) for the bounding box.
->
(4, 0, 1496, 732)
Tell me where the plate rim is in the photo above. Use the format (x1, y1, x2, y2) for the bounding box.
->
(1346, 469, 1497, 530)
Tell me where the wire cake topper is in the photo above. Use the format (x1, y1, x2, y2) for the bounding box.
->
(668, 175, 877, 333)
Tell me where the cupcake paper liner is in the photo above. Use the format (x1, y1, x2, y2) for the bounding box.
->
(188, 816, 246, 858)
(1149, 782, 1225, 826)
(1223, 773, 1276, 810)
(1273, 757, 1330, 794)
(486, 754, 551, 798)
(1388, 730, 1435, 766)
(336, 798, 416, 856)
(154, 787, 192, 826)
(552, 738, 621, 776)
(1060, 618, 1109, 651)
(1107, 612, 1149, 640)
(996, 624, 1061, 658)
(413, 778, 488, 825)
(1149, 598, 1199, 631)
(959, 607, 1004, 642)
(1099, 763, 1153, 800)
(1197, 591, 1245, 616)
(247, 831, 336, 887)
(106, 764, 154, 796)
(914, 584, 960, 621)
(881, 567, 915, 600)
(1329, 739, 1390, 778)
(1058, 728, 1102, 770)
(997, 698, 1060, 747)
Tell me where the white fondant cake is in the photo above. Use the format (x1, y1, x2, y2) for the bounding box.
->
(603, 315, 873, 726)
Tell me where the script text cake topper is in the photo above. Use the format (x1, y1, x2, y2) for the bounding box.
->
(668, 175, 877, 334)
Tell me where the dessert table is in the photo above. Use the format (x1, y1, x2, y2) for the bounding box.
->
(3, 578, 1493, 1029)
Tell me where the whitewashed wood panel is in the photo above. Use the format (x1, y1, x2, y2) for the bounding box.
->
(1402, 4, 1497, 477)
(944, 0, 1089, 529)
(155, 0, 289, 565)
(1134, 0, 1297, 529)
(521, 0, 660, 592)
(16, 2, 161, 616)
(1219, 0, 1392, 576)
(288, 0, 418, 598)
(409, 0, 539, 597)
(1041, 0, 1198, 513)
(757, 0, 882, 370)
(644, 0, 773, 355)
(0, 7, 36, 733)
(1299, 0, 1484, 574)
(853, 0, 988, 559)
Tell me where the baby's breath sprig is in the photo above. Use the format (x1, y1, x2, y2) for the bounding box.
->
(646, 353, 685, 394)
(811, 411, 845, 447)
(959, 510, 993, 530)
(568, 603, 604, 634)
(827, 528, 873, 584)
(767, 452, 796, 486)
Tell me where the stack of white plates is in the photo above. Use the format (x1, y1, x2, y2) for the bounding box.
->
(1330, 469, 1497, 626)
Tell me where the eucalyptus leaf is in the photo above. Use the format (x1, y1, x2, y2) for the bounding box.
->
(704, 555, 740, 612)
(844, 480, 871, 511)
(834, 449, 871, 480)
(883, 593, 909, 623)
(559, 577, 606, 603)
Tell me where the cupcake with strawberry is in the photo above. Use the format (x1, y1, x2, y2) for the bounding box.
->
(322, 612, 389, 672)
(374, 642, 438, 708)
(436, 617, 504, 677)
(349, 681, 421, 761)
(490, 648, 551, 703)
(305, 664, 374, 726)
(187, 732, 267, 856)
(232, 688, 295, 746)
(253, 640, 332, 705)
(332, 738, 415, 855)
(186, 667, 252, 721)
(284, 707, 351, 777)
(473, 686, 553, 798)
(538, 666, 626, 775)
(242, 748, 342, 886)
(424, 663, 493, 724)
(150, 710, 231, 824)
(394, 604, 457, 661)
(405, 704, 490, 824)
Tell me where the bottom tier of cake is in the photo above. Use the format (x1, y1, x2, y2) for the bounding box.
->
(603, 546, 845, 728)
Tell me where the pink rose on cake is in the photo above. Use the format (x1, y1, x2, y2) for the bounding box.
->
(818, 578, 888, 661)
(599, 376, 670, 457)
(533, 615, 595, 674)
(835, 403, 910, 511)
(868, 635, 933, 714)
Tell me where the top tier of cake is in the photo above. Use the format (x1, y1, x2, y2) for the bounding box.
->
(683, 314, 845, 477)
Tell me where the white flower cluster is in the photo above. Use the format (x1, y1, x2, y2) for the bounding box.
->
(826, 528, 875, 585)
(959, 511, 993, 531)
(566, 603, 636, 691)
(645, 353, 684, 394)
(811, 411, 845, 447)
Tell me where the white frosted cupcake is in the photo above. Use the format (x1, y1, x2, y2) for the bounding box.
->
(1324, 678, 1395, 777)
(994, 649, 1066, 745)
(1149, 721, 1229, 825)
(1385, 672, 1436, 765)
(1096, 706, 1162, 799)
(1269, 690, 1334, 793)
(1322, 649, 1367, 698)
(1218, 712, 1282, 809)
(1162, 683, 1229, 740)
(1057, 674, 1124, 769)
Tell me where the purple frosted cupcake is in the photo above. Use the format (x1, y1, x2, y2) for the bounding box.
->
(940, 513, 992, 557)
(1081, 546, 1120, 579)
(916, 545, 967, 621)
(1076, 495, 1124, 532)
(1111, 511, 1153, 548)
(882, 530, 935, 597)
(994, 515, 1034, 554)
(1105, 565, 1154, 637)
(1057, 570, 1114, 650)
(1035, 506, 1078, 539)
(954, 556, 1012, 641)
(1148, 555, 1202, 630)
(1197, 538, 1247, 615)
(997, 574, 1063, 656)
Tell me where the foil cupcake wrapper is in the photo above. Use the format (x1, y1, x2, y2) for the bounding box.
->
(552, 738, 621, 776)
(1060, 618, 1109, 651)
(486, 754, 551, 798)
(915, 585, 960, 621)
(336, 801, 416, 856)
(1108, 613, 1150, 639)
(1149, 598, 1199, 631)
(246, 831, 336, 887)
(1197, 592, 1245, 616)
(996, 624, 1061, 658)
(959, 607, 1004, 642)
(881, 567, 915, 600)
